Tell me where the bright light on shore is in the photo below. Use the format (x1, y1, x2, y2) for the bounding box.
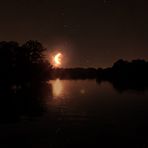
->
(52, 52, 63, 67)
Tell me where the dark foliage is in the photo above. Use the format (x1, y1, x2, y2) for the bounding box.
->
(0, 40, 52, 83)
(0, 40, 52, 123)
(97, 59, 148, 92)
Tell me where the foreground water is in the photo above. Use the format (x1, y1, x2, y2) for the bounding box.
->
(1, 79, 148, 148)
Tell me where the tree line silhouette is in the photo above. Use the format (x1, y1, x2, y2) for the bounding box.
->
(0, 40, 148, 122)
(97, 59, 148, 92)
(0, 40, 52, 123)
(51, 59, 148, 92)
(0, 41, 147, 83)
(0, 40, 52, 85)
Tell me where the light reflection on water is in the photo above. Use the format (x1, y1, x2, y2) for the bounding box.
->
(49, 79, 116, 100)
(50, 79, 63, 97)
(46, 80, 120, 120)
(1, 79, 148, 148)
(46, 79, 148, 122)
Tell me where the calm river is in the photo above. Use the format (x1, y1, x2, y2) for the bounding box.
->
(1, 79, 148, 148)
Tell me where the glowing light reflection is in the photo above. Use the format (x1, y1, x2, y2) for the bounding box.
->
(52, 79, 63, 97)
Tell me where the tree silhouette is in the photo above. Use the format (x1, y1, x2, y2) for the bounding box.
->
(0, 40, 52, 84)
(21, 40, 45, 64)
(96, 59, 148, 92)
(0, 40, 53, 123)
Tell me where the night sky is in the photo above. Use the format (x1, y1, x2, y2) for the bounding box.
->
(0, 0, 148, 68)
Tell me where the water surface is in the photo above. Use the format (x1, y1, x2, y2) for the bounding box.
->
(40, 79, 148, 147)
(47, 79, 148, 125)
(1, 79, 148, 148)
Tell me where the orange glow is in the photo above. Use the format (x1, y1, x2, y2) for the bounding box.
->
(52, 79, 63, 97)
(53, 53, 63, 67)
